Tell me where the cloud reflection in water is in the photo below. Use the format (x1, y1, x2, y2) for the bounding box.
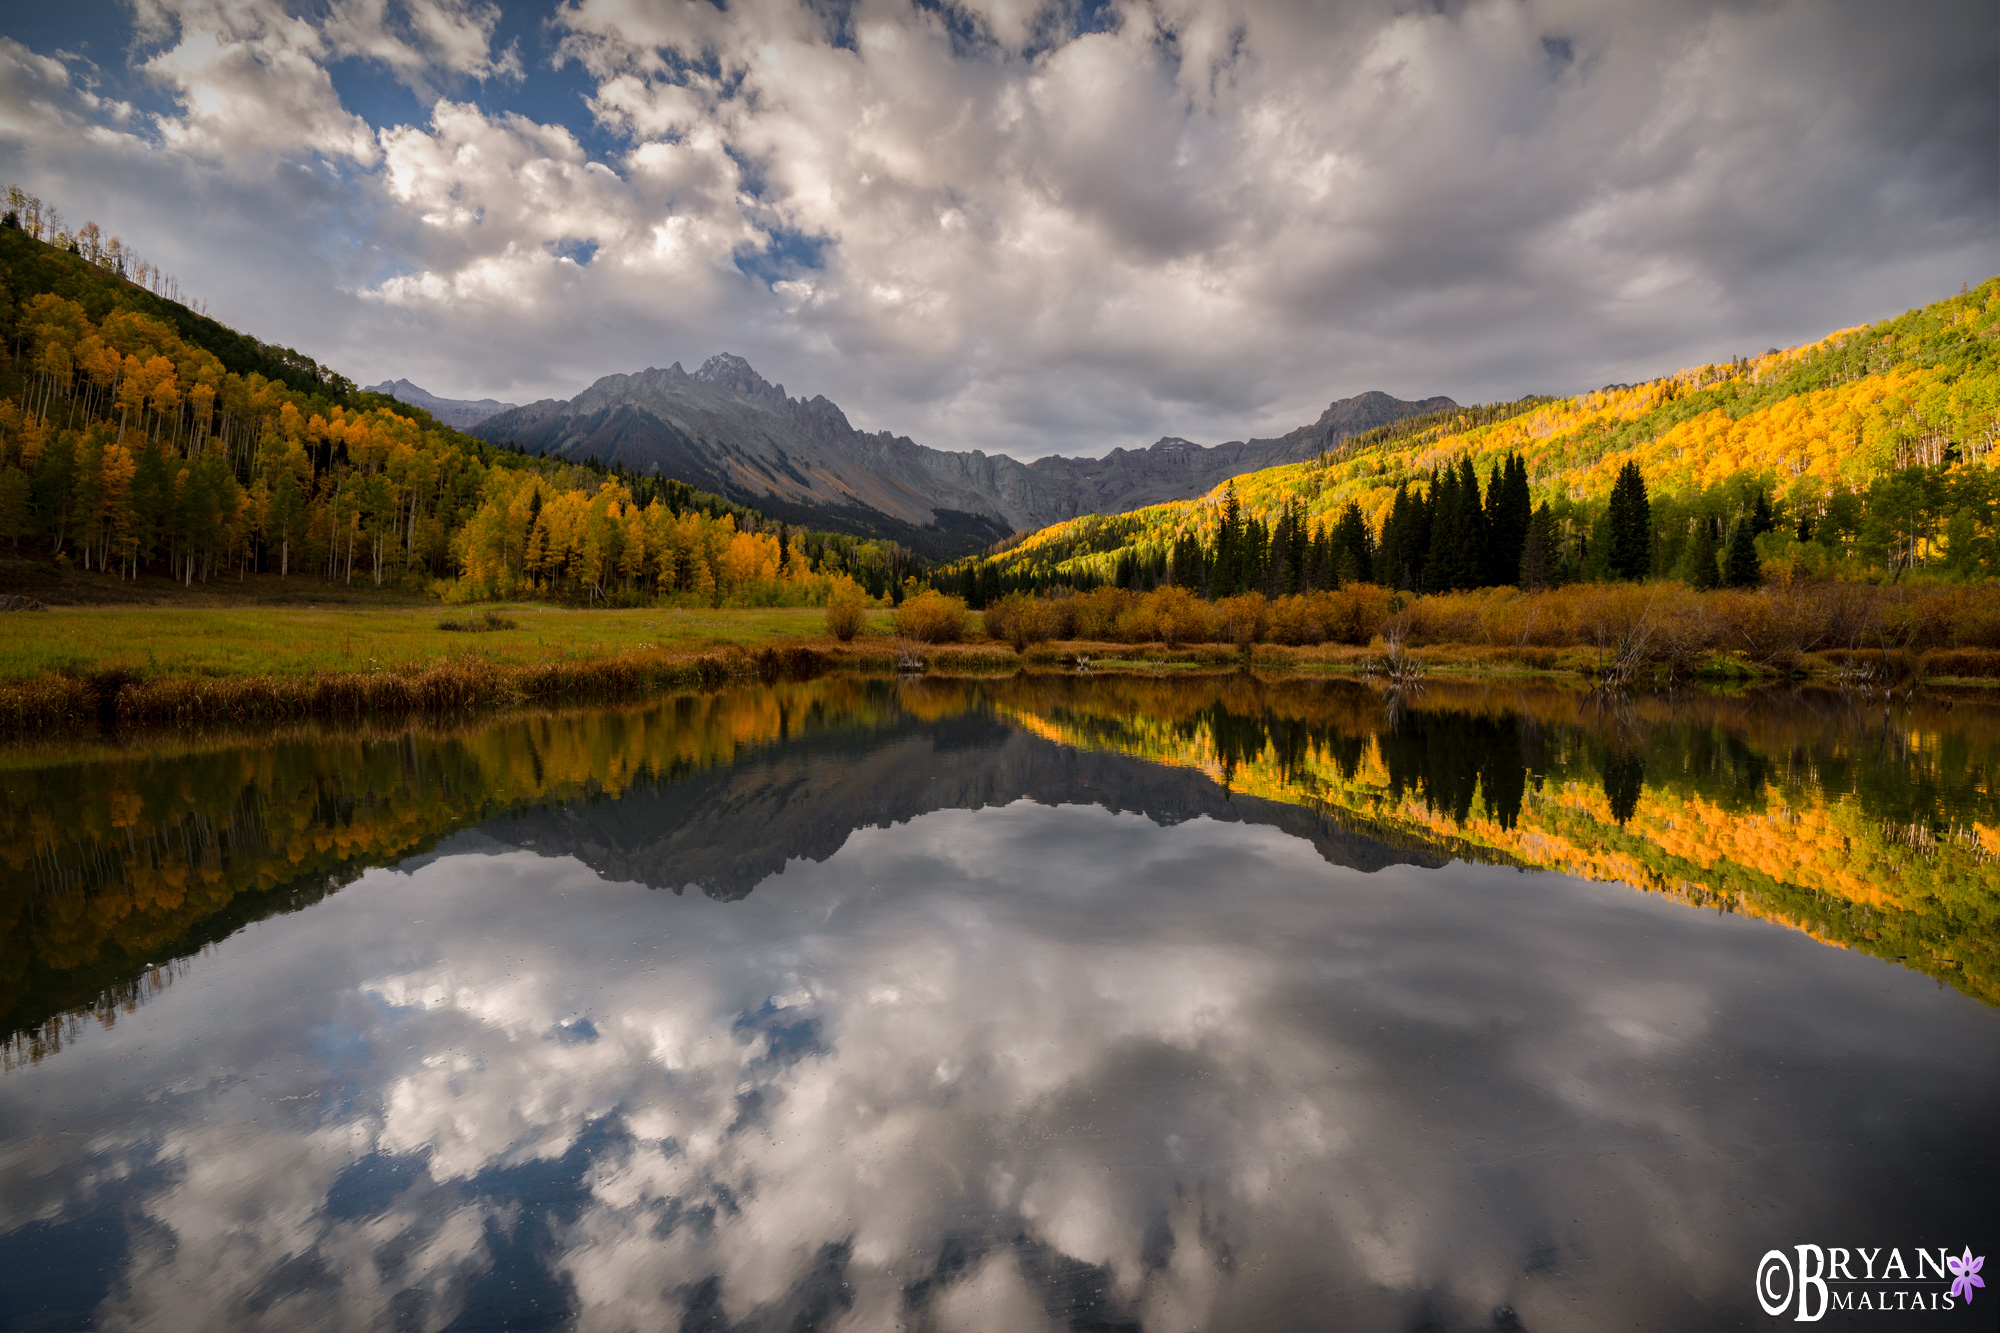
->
(0, 797, 1995, 1331)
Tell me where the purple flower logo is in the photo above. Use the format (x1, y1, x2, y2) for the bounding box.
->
(1949, 1248, 1985, 1303)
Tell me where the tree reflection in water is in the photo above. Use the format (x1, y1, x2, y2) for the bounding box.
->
(1, 675, 1997, 1331)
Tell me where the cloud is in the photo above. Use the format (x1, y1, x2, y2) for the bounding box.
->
(0, 0, 1991, 456)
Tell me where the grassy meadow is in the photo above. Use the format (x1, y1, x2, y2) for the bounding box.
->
(1, 603, 897, 684)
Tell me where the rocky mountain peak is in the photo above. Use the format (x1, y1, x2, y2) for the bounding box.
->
(693, 353, 782, 400)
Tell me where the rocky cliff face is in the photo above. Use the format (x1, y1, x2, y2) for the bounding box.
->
(471, 354, 1453, 550)
(364, 379, 519, 430)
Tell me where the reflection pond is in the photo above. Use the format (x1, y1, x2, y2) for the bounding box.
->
(1, 675, 1997, 1331)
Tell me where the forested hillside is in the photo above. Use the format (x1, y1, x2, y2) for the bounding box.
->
(0, 194, 920, 606)
(939, 279, 2000, 604)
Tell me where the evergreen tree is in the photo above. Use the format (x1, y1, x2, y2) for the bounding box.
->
(1607, 462, 1652, 581)
(1171, 532, 1204, 592)
(1244, 513, 1269, 593)
(1684, 517, 1720, 590)
(1423, 458, 1487, 590)
(1486, 454, 1532, 586)
(1457, 455, 1489, 587)
(1724, 520, 1762, 587)
(1750, 489, 1775, 537)
(1211, 484, 1243, 598)
(1331, 500, 1374, 585)
(1285, 500, 1308, 592)
(1519, 502, 1556, 590)
(1305, 520, 1331, 590)
(1377, 485, 1412, 589)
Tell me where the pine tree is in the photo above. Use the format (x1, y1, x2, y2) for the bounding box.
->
(1420, 469, 1456, 592)
(1211, 484, 1243, 598)
(1457, 455, 1489, 587)
(1285, 500, 1308, 592)
(1306, 520, 1332, 590)
(1331, 500, 1373, 585)
(1378, 483, 1420, 590)
(1724, 520, 1762, 587)
(1607, 462, 1652, 581)
(1684, 517, 1720, 590)
(1519, 502, 1555, 590)
(1750, 489, 1774, 537)
(1246, 513, 1270, 594)
(1172, 532, 1204, 592)
(1486, 454, 1531, 586)
(1423, 458, 1487, 590)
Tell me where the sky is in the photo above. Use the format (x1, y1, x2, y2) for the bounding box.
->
(0, 0, 1994, 459)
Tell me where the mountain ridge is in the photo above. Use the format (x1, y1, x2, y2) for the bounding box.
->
(363, 378, 520, 430)
(470, 353, 1453, 550)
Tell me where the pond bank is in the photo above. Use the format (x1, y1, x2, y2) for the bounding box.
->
(3, 631, 1993, 735)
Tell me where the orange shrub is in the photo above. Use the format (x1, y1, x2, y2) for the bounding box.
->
(1267, 594, 1331, 646)
(1323, 584, 1397, 645)
(1067, 587, 1136, 640)
(1215, 593, 1270, 646)
(1132, 587, 1217, 646)
(983, 592, 1060, 652)
(894, 590, 968, 644)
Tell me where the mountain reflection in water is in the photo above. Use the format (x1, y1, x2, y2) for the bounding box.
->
(0, 676, 1995, 1331)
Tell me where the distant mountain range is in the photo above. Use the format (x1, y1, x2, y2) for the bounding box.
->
(462, 354, 1453, 555)
(363, 378, 520, 430)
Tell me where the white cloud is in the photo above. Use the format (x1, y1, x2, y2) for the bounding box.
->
(134, 0, 381, 163)
(0, 0, 1991, 454)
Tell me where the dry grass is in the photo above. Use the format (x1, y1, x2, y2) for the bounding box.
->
(0, 602, 891, 683)
(0, 644, 850, 734)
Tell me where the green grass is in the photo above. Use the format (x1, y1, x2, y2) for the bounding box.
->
(3, 603, 898, 683)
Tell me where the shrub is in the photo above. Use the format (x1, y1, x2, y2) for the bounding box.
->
(1215, 593, 1269, 647)
(894, 590, 968, 644)
(825, 577, 868, 642)
(1322, 584, 1396, 645)
(1140, 587, 1217, 646)
(1068, 587, 1135, 640)
(984, 592, 1057, 652)
(1267, 594, 1330, 646)
(437, 611, 518, 632)
(1922, 647, 2000, 678)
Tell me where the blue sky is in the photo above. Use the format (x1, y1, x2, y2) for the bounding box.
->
(0, 0, 1993, 457)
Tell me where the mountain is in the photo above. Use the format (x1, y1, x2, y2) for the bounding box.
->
(964, 274, 2000, 589)
(1031, 389, 1458, 515)
(469, 354, 1452, 552)
(363, 378, 519, 430)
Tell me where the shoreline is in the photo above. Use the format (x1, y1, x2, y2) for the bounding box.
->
(2, 632, 1990, 738)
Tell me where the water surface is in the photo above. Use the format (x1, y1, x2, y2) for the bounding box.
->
(2, 676, 1996, 1331)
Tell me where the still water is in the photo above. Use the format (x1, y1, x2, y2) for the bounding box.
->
(1, 675, 1996, 1331)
